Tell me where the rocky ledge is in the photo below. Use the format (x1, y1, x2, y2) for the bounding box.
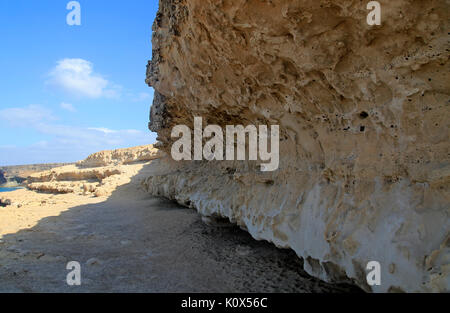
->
(144, 0, 449, 292)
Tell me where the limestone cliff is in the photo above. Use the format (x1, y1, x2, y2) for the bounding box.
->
(145, 0, 449, 292)
(77, 145, 163, 168)
(0, 164, 71, 187)
(25, 145, 161, 196)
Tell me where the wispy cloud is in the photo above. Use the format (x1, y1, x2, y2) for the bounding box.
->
(0, 104, 56, 126)
(60, 102, 76, 112)
(32, 140, 49, 148)
(0, 145, 17, 149)
(47, 58, 121, 99)
(88, 127, 117, 134)
(130, 92, 152, 102)
(0, 105, 156, 165)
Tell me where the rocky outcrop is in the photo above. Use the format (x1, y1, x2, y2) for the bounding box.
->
(0, 170, 6, 186)
(26, 165, 122, 195)
(0, 172, 24, 188)
(145, 0, 450, 292)
(0, 164, 70, 187)
(77, 145, 164, 168)
(26, 145, 160, 196)
(0, 145, 157, 212)
(0, 196, 12, 207)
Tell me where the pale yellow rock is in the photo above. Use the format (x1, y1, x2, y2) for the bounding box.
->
(77, 144, 164, 168)
(144, 0, 450, 292)
(0, 145, 159, 237)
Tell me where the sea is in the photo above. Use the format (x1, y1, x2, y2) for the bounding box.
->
(0, 187, 22, 193)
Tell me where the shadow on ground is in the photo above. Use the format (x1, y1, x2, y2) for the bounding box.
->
(0, 162, 363, 293)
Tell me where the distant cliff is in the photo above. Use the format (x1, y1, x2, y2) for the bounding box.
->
(0, 170, 6, 185)
(0, 163, 72, 187)
(26, 145, 162, 195)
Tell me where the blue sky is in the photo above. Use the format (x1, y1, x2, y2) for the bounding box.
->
(0, 0, 159, 165)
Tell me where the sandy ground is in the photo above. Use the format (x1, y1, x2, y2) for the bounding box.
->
(0, 163, 361, 292)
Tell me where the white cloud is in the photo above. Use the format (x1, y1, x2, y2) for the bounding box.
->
(0, 104, 55, 126)
(124, 129, 142, 134)
(32, 141, 49, 148)
(0, 123, 156, 165)
(60, 102, 76, 112)
(0, 104, 157, 165)
(47, 59, 121, 98)
(88, 127, 117, 134)
(131, 92, 151, 102)
(0, 145, 16, 149)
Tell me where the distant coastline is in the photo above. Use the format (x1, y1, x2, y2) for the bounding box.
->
(0, 163, 73, 189)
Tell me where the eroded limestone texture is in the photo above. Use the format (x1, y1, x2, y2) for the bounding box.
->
(145, 0, 449, 292)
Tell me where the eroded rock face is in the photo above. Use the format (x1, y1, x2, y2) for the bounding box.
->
(26, 165, 123, 195)
(145, 0, 449, 292)
(0, 170, 6, 186)
(77, 145, 164, 168)
(25, 145, 161, 196)
(0, 164, 71, 187)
